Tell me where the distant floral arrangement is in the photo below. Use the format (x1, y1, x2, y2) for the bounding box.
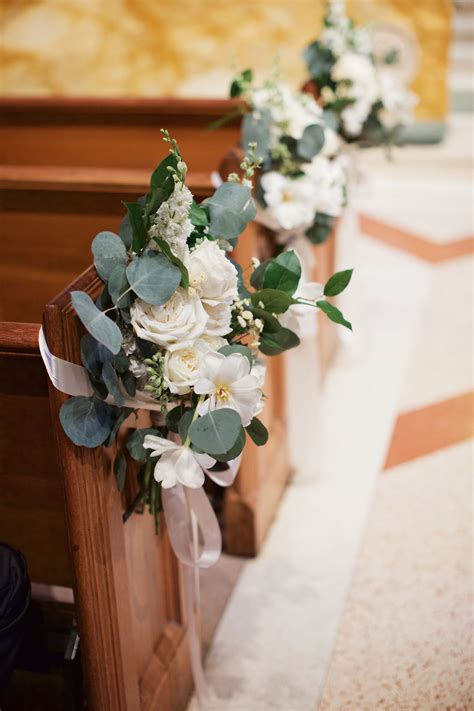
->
(303, 0, 417, 145)
(58, 131, 353, 527)
(229, 70, 348, 244)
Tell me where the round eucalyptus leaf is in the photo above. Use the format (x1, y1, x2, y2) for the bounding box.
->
(206, 182, 256, 241)
(188, 408, 242, 456)
(126, 252, 181, 305)
(91, 231, 127, 281)
(59, 396, 115, 448)
(71, 291, 122, 355)
(297, 124, 326, 161)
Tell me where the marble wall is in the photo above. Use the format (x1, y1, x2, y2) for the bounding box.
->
(0, 0, 451, 118)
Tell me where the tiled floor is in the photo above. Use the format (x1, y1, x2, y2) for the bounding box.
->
(189, 112, 473, 710)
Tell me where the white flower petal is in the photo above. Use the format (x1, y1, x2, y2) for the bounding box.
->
(175, 448, 205, 488)
(144, 435, 178, 454)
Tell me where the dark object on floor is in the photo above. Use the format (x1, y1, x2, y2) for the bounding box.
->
(0, 542, 31, 696)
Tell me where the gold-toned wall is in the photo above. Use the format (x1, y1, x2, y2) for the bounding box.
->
(0, 0, 451, 119)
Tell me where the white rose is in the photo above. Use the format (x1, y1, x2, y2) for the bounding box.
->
(187, 240, 238, 306)
(130, 288, 208, 352)
(163, 340, 210, 394)
(203, 302, 233, 337)
(199, 334, 228, 351)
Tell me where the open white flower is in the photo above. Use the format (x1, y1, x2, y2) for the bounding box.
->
(194, 352, 263, 427)
(130, 288, 208, 352)
(260, 172, 316, 230)
(143, 435, 215, 489)
(303, 155, 346, 217)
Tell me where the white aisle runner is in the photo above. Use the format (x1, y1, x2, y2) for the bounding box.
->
(187, 230, 432, 711)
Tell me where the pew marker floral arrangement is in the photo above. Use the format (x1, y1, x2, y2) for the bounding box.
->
(230, 69, 348, 245)
(303, 0, 417, 146)
(59, 131, 353, 529)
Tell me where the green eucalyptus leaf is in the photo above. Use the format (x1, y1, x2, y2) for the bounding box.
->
(259, 327, 300, 356)
(212, 426, 246, 462)
(120, 369, 136, 398)
(303, 42, 335, 83)
(113, 450, 127, 492)
(91, 231, 127, 281)
(297, 123, 326, 160)
(178, 410, 195, 443)
(102, 361, 124, 407)
(305, 213, 334, 245)
(108, 264, 133, 307)
(59, 396, 115, 448)
(250, 289, 296, 314)
(188, 408, 242, 456)
(106, 407, 134, 447)
(126, 427, 162, 462)
(218, 344, 253, 367)
(231, 259, 251, 298)
(95, 284, 112, 311)
(206, 182, 256, 241)
(262, 251, 302, 295)
(324, 269, 353, 297)
(71, 291, 122, 355)
(246, 417, 268, 446)
(124, 201, 148, 254)
(153, 237, 189, 289)
(316, 300, 352, 330)
(126, 252, 181, 305)
(80, 334, 113, 377)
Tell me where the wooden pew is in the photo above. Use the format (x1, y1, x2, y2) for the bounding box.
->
(0, 271, 192, 710)
(0, 165, 292, 560)
(0, 98, 242, 174)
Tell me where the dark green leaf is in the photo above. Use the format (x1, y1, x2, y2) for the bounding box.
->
(249, 306, 281, 333)
(251, 289, 296, 314)
(119, 213, 133, 249)
(324, 269, 353, 297)
(305, 213, 334, 245)
(178, 410, 195, 443)
(126, 252, 181, 305)
(91, 231, 127, 281)
(71, 291, 122, 355)
(120, 369, 136, 397)
(316, 300, 352, 330)
(297, 123, 326, 160)
(250, 258, 271, 290)
(190, 200, 209, 227)
(218, 344, 253, 366)
(59, 396, 115, 447)
(188, 408, 242, 456)
(80, 334, 113, 377)
(95, 284, 112, 310)
(303, 42, 335, 83)
(102, 361, 124, 407)
(259, 327, 300, 355)
(124, 201, 148, 254)
(153, 237, 189, 289)
(126, 427, 162, 462)
(105, 407, 134, 447)
(246, 417, 268, 446)
(166, 405, 192, 433)
(113, 450, 127, 492)
(262, 251, 302, 295)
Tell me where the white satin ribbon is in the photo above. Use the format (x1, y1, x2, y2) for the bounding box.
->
(38, 326, 240, 708)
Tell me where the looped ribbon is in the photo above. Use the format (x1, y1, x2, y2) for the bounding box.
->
(38, 327, 241, 708)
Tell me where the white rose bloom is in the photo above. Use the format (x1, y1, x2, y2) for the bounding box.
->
(130, 288, 208, 352)
(202, 302, 233, 337)
(162, 339, 211, 395)
(195, 352, 263, 427)
(260, 172, 316, 230)
(151, 182, 193, 260)
(187, 240, 238, 305)
(199, 334, 228, 351)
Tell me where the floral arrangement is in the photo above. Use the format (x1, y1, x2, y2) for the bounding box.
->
(229, 70, 348, 245)
(303, 0, 417, 146)
(58, 131, 353, 528)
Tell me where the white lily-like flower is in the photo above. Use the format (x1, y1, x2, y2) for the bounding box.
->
(194, 352, 262, 427)
(143, 435, 216, 489)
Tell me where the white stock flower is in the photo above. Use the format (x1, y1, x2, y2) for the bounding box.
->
(143, 435, 215, 489)
(251, 84, 321, 143)
(377, 72, 417, 129)
(194, 352, 263, 427)
(260, 172, 316, 230)
(130, 288, 208, 351)
(331, 52, 378, 136)
(303, 155, 346, 217)
(151, 182, 193, 260)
